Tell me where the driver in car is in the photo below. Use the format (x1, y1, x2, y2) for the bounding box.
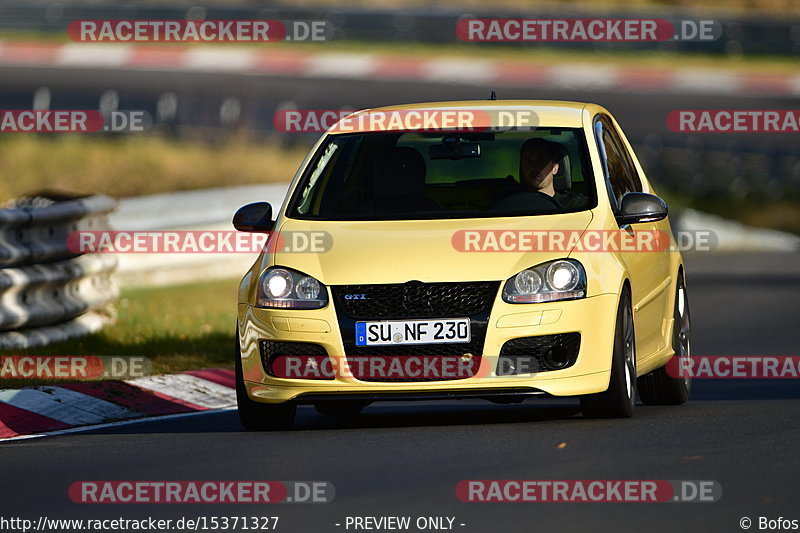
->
(494, 138, 585, 211)
(520, 138, 564, 199)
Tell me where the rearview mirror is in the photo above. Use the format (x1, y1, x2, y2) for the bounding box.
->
(233, 202, 274, 232)
(616, 192, 668, 225)
(429, 141, 481, 160)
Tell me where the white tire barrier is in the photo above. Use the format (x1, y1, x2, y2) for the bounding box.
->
(0, 194, 118, 349)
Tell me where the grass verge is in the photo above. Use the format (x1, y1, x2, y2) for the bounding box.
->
(0, 135, 307, 203)
(660, 189, 800, 235)
(0, 278, 239, 389)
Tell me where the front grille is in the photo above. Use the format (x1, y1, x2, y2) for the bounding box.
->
(259, 340, 333, 380)
(332, 280, 499, 382)
(332, 281, 500, 319)
(496, 333, 581, 375)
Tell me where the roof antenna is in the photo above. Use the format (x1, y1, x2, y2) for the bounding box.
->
(489, 90, 497, 100)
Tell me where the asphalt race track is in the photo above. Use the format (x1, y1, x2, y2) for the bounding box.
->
(2, 64, 799, 154)
(2, 251, 798, 533)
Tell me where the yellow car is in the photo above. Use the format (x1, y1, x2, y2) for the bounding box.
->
(234, 100, 691, 430)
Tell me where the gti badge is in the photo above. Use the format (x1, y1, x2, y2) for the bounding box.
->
(344, 294, 367, 300)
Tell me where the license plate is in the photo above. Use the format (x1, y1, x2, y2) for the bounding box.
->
(355, 318, 471, 346)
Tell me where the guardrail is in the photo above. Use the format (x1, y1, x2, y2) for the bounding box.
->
(0, 193, 118, 350)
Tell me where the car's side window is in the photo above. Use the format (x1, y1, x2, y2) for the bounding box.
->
(594, 120, 619, 211)
(594, 115, 642, 211)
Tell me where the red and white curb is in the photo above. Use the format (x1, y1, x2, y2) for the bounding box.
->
(0, 41, 798, 97)
(0, 368, 235, 441)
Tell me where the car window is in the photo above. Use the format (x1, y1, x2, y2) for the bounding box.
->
(287, 128, 597, 221)
(594, 116, 642, 210)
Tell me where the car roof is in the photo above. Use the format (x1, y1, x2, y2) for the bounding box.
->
(326, 100, 610, 133)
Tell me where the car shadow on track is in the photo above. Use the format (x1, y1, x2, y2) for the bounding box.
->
(75, 399, 589, 436)
(65, 380, 798, 438)
(293, 401, 586, 431)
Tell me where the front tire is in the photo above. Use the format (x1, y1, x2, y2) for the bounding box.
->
(638, 272, 692, 405)
(580, 288, 636, 419)
(235, 328, 296, 431)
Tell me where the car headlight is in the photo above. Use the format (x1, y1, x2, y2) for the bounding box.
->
(502, 259, 586, 303)
(257, 267, 328, 309)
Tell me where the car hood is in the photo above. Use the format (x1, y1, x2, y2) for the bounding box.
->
(270, 211, 594, 285)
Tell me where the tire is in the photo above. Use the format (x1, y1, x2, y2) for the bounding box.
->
(235, 328, 296, 431)
(638, 272, 692, 405)
(580, 287, 636, 419)
(314, 401, 369, 416)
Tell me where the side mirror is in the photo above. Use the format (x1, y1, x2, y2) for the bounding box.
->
(233, 202, 274, 232)
(616, 192, 668, 225)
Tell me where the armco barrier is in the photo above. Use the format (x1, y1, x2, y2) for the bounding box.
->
(0, 194, 118, 349)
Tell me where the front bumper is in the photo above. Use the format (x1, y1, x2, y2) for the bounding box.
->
(237, 292, 619, 404)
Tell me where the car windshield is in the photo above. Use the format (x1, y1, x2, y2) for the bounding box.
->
(287, 128, 597, 221)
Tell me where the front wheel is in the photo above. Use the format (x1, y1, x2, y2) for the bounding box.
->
(638, 272, 692, 405)
(235, 328, 296, 431)
(580, 288, 636, 419)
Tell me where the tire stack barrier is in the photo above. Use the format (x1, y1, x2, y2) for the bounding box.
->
(0, 193, 118, 350)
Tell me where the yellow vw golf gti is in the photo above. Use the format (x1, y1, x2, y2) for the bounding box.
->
(233, 100, 691, 430)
